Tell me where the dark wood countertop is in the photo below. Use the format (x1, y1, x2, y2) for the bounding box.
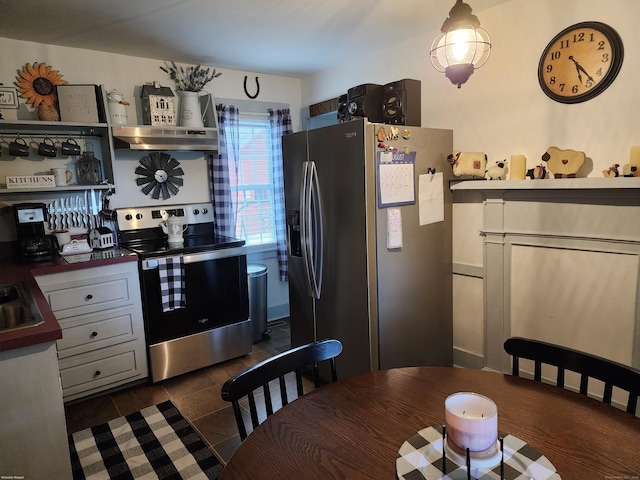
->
(0, 242, 138, 353)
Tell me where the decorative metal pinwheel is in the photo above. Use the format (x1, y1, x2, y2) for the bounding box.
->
(135, 152, 184, 200)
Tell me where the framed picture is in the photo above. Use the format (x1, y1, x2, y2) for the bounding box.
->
(0, 86, 19, 109)
(56, 84, 100, 123)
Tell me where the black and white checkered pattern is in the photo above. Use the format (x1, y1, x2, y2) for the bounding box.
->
(158, 256, 186, 312)
(211, 104, 238, 239)
(69, 400, 222, 480)
(268, 108, 291, 282)
(397, 425, 561, 480)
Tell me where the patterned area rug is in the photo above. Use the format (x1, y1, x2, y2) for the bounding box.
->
(69, 400, 223, 479)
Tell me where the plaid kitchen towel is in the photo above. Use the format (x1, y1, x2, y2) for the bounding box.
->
(158, 256, 186, 312)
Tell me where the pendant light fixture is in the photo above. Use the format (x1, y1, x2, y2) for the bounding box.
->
(430, 0, 491, 88)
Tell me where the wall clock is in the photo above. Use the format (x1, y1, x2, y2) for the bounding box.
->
(135, 152, 184, 200)
(538, 22, 624, 104)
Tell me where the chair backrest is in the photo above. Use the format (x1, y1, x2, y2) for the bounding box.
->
(221, 338, 343, 440)
(504, 337, 640, 414)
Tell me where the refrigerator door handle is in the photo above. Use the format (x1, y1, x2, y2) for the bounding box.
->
(309, 160, 324, 298)
(300, 161, 316, 298)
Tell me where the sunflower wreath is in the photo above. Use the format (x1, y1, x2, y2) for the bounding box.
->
(14, 62, 67, 107)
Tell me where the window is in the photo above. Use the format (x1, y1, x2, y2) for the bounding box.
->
(230, 115, 276, 247)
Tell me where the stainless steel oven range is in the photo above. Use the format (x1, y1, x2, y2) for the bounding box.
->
(115, 202, 251, 382)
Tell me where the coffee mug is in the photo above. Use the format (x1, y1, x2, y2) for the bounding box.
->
(38, 137, 57, 157)
(61, 137, 81, 156)
(9, 137, 30, 156)
(53, 230, 71, 246)
(51, 167, 73, 186)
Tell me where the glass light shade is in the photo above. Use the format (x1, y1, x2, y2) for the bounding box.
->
(430, 25, 491, 87)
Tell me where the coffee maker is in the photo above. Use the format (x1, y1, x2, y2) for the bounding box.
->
(13, 203, 58, 262)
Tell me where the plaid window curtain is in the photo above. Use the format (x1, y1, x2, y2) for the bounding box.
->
(268, 108, 291, 282)
(209, 104, 239, 237)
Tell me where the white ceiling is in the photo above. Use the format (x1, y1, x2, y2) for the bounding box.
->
(0, 0, 508, 77)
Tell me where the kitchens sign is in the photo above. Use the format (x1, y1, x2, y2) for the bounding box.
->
(6, 175, 55, 189)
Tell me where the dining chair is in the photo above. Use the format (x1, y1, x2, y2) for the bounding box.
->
(221, 338, 343, 440)
(504, 337, 640, 414)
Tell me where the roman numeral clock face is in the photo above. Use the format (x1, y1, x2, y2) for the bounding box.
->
(538, 22, 624, 103)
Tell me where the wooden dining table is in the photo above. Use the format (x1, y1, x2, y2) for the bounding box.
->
(219, 366, 640, 479)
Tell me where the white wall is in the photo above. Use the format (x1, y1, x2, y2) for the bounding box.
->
(301, 0, 640, 364)
(0, 38, 303, 129)
(302, 0, 639, 169)
(0, 37, 302, 210)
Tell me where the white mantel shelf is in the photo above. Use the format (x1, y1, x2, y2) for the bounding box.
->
(450, 177, 640, 191)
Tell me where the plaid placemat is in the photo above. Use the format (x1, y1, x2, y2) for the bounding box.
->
(158, 256, 186, 312)
(69, 400, 222, 479)
(397, 425, 561, 480)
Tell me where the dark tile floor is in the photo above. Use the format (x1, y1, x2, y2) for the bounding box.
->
(64, 319, 291, 465)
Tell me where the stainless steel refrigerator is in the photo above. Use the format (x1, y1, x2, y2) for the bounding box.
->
(283, 118, 453, 379)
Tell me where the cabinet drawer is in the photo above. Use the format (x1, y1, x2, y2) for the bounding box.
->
(57, 309, 137, 358)
(47, 278, 130, 316)
(59, 343, 147, 400)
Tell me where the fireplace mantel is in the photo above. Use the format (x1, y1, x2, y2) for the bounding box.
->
(451, 177, 640, 191)
(450, 176, 640, 380)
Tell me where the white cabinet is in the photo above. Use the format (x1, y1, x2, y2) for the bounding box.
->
(0, 341, 72, 479)
(35, 261, 148, 401)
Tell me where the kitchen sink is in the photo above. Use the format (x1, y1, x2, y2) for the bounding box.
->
(0, 285, 20, 304)
(0, 283, 44, 332)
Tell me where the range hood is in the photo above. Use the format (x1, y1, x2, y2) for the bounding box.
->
(112, 125, 218, 151)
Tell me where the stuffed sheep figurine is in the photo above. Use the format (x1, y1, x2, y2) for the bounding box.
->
(526, 164, 547, 179)
(486, 160, 508, 180)
(447, 151, 487, 178)
(622, 163, 638, 177)
(541, 146, 585, 178)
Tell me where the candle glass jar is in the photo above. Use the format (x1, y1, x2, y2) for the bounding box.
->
(445, 392, 498, 453)
(76, 152, 103, 185)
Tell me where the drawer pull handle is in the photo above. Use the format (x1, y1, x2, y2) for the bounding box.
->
(95, 370, 101, 377)
(85, 294, 93, 301)
(90, 331, 98, 338)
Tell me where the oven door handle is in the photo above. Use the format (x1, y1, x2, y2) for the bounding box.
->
(141, 246, 246, 270)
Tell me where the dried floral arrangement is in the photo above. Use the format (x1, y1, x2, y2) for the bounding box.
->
(160, 61, 222, 92)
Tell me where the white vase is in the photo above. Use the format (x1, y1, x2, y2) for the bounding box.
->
(178, 90, 204, 128)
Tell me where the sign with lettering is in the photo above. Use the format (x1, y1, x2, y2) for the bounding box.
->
(6, 175, 56, 189)
(0, 86, 19, 109)
(57, 84, 100, 123)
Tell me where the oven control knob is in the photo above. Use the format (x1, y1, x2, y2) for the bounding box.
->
(202, 208, 208, 214)
(136, 213, 143, 220)
(125, 214, 133, 221)
(193, 208, 200, 215)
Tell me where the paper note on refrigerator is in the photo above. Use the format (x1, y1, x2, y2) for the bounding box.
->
(418, 172, 444, 225)
(386, 208, 403, 249)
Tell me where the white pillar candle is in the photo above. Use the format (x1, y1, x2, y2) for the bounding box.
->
(630, 147, 640, 177)
(445, 392, 498, 452)
(510, 155, 526, 180)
